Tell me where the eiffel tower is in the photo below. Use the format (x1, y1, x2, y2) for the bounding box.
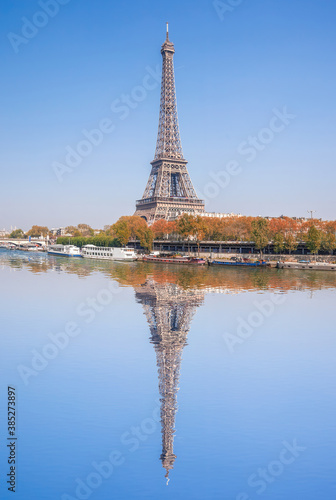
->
(135, 24, 205, 224)
(135, 279, 204, 481)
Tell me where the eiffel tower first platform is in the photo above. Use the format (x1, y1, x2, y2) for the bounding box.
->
(134, 24, 205, 224)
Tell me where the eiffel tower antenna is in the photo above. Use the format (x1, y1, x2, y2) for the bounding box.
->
(135, 25, 205, 224)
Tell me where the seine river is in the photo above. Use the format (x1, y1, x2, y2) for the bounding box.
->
(0, 249, 335, 500)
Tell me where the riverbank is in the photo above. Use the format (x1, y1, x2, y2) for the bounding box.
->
(163, 251, 336, 265)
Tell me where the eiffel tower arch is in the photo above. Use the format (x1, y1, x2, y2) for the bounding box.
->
(135, 24, 205, 224)
(135, 279, 204, 481)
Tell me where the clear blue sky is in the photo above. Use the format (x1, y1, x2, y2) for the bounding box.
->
(1, 0, 335, 230)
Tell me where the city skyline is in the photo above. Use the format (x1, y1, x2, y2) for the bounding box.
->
(1, 0, 336, 230)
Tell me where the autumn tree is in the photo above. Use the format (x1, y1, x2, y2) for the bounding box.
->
(225, 216, 253, 241)
(77, 224, 94, 237)
(324, 221, 336, 235)
(106, 214, 336, 256)
(296, 221, 309, 243)
(202, 218, 224, 241)
(65, 226, 78, 236)
(151, 219, 176, 240)
(27, 225, 49, 237)
(111, 216, 153, 250)
(269, 216, 298, 238)
(175, 214, 198, 239)
(175, 214, 206, 253)
(111, 219, 131, 246)
(193, 216, 206, 255)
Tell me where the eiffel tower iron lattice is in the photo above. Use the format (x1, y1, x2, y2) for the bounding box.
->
(135, 279, 204, 481)
(135, 24, 205, 224)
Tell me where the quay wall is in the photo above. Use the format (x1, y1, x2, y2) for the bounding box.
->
(128, 239, 335, 259)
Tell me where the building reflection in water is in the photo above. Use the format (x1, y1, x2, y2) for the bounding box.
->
(135, 280, 204, 482)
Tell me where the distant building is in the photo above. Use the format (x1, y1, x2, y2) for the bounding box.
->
(264, 216, 322, 222)
(50, 227, 67, 236)
(176, 211, 242, 219)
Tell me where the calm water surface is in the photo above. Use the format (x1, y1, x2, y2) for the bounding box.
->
(0, 250, 335, 500)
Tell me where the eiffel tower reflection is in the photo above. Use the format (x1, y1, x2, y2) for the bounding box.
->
(135, 279, 204, 482)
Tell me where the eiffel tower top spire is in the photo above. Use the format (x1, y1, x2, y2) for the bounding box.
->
(154, 24, 184, 160)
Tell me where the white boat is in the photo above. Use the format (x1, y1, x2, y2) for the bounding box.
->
(27, 245, 42, 252)
(81, 245, 137, 261)
(47, 244, 82, 257)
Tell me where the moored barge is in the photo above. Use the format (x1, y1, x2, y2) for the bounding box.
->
(209, 259, 268, 267)
(277, 261, 336, 271)
(142, 255, 206, 265)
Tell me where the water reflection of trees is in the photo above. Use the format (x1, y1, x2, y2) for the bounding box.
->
(2, 251, 336, 293)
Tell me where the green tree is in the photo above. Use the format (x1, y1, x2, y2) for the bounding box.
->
(273, 233, 285, 256)
(56, 236, 121, 248)
(284, 234, 298, 254)
(137, 227, 153, 251)
(251, 218, 269, 257)
(306, 225, 322, 256)
(321, 232, 336, 255)
(9, 229, 24, 239)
